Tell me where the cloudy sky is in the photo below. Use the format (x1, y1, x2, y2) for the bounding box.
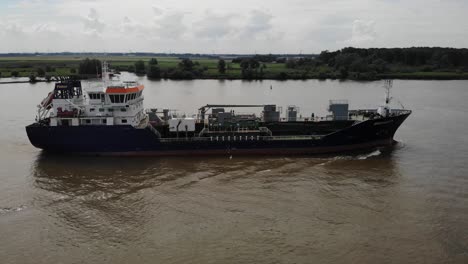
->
(0, 0, 467, 53)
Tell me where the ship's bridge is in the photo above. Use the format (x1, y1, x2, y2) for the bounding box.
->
(106, 82, 144, 94)
(105, 82, 144, 105)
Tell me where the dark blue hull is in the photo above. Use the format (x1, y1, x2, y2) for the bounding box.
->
(26, 113, 410, 156)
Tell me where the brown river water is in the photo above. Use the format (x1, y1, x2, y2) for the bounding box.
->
(0, 76, 467, 263)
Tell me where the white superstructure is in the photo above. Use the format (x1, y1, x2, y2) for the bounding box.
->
(37, 62, 147, 128)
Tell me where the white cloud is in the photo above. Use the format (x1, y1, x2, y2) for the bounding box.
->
(153, 12, 188, 39)
(194, 11, 236, 39)
(15, 0, 46, 9)
(152, 6, 164, 16)
(242, 10, 273, 37)
(0, 0, 467, 53)
(121, 16, 140, 34)
(83, 8, 105, 33)
(345, 19, 377, 45)
(2, 23, 25, 37)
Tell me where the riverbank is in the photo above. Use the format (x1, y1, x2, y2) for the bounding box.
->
(2, 72, 468, 84)
(1, 54, 468, 81)
(2, 73, 468, 84)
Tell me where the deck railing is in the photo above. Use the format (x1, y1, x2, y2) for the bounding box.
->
(157, 134, 323, 143)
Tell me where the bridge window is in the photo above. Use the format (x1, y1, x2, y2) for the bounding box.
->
(90, 108, 95, 112)
(122, 119, 127, 123)
(99, 108, 104, 112)
(109, 94, 127, 103)
(88, 93, 104, 100)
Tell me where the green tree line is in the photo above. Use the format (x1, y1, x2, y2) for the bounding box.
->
(4, 47, 466, 81)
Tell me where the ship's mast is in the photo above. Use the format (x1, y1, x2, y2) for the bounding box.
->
(101, 60, 110, 86)
(384, 79, 393, 106)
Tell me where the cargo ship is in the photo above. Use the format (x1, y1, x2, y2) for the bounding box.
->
(26, 65, 411, 156)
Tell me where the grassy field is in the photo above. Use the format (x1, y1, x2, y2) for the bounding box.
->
(0, 55, 299, 79)
(0, 56, 180, 77)
(1, 55, 467, 80)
